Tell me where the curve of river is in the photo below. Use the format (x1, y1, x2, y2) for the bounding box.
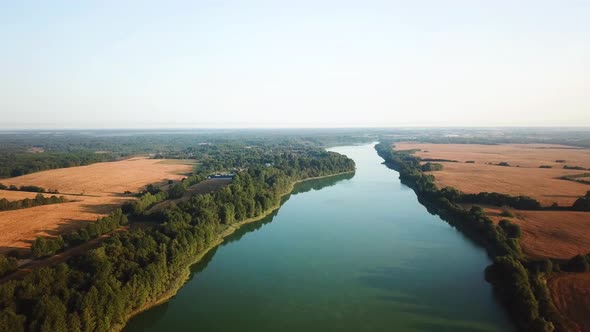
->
(125, 144, 515, 332)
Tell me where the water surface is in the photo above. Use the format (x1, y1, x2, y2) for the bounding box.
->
(125, 144, 515, 332)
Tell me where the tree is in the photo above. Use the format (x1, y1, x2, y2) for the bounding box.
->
(168, 183, 186, 199)
(31, 236, 64, 258)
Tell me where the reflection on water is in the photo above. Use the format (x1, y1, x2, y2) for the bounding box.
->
(223, 172, 355, 246)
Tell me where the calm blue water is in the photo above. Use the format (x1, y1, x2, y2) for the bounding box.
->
(125, 144, 515, 332)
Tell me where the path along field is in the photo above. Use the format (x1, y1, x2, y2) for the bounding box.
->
(0, 158, 192, 253)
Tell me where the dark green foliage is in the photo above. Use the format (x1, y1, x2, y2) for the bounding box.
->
(168, 183, 186, 199)
(145, 184, 160, 195)
(563, 254, 590, 272)
(17, 186, 46, 193)
(32, 209, 128, 258)
(0, 309, 25, 332)
(460, 192, 542, 210)
(465, 160, 475, 163)
(1, 185, 54, 193)
(500, 209, 515, 218)
(499, 219, 522, 238)
(485, 256, 539, 328)
(31, 237, 65, 258)
(0, 194, 66, 212)
(0, 255, 18, 277)
(0, 151, 112, 178)
(539, 165, 552, 169)
(560, 173, 590, 186)
(420, 162, 443, 172)
(563, 165, 587, 170)
(421, 158, 457, 163)
(122, 192, 168, 215)
(572, 191, 590, 211)
(498, 162, 511, 167)
(527, 259, 554, 274)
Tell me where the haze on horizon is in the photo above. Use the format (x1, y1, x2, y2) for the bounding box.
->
(1, 1, 588, 129)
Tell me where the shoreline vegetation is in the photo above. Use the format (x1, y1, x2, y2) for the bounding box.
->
(115, 170, 355, 331)
(374, 142, 588, 332)
(0, 145, 356, 332)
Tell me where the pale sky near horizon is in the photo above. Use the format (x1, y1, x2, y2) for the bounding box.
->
(1, 1, 588, 128)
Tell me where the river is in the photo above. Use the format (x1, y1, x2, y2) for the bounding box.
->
(124, 143, 515, 332)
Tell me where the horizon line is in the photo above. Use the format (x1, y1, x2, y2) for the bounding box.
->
(1, 125, 590, 131)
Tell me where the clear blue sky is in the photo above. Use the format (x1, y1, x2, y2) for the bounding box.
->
(1, 0, 588, 128)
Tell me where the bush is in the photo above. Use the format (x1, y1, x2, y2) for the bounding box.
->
(31, 236, 64, 258)
(0, 254, 17, 277)
(500, 209, 515, 218)
(420, 162, 443, 172)
(168, 183, 186, 199)
(564, 254, 590, 272)
(17, 185, 46, 193)
(499, 219, 522, 238)
(564, 165, 586, 170)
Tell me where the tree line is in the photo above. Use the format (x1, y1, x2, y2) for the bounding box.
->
(31, 209, 129, 258)
(0, 194, 67, 212)
(0, 184, 55, 194)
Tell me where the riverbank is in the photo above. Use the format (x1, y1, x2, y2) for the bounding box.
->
(115, 170, 355, 331)
(374, 142, 563, 332)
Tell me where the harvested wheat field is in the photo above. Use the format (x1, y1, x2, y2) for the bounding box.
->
(395, 142, 590, 169)
(0, 158, 192, 252)
(394, 143, 590, 206)
(420, 162, 587, 206)
(479, 206, 590, 259)
(548, 273, 590, 332)
(3, 158, 192, 196)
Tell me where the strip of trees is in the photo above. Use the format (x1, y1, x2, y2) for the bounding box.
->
(0, 194, 67, 212)
(31, 209, 128, 258)
(0, 184, 55, 194)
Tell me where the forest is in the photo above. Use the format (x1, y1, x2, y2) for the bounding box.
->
(0, 130, 371, 179)
(0, 140, 355, 331)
